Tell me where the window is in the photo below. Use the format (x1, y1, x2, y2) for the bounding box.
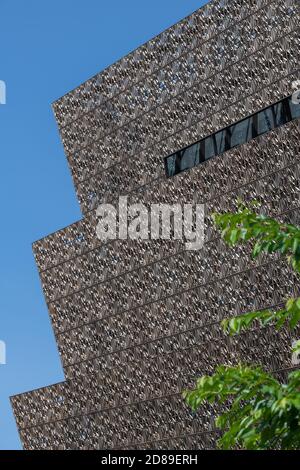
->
(203, 135, 215, 160)
(273, 100, 291, 127)
(165, 95, 300, 177)
(228, 117, 253, 148)
(180, 143, 200, 171)
(290, 98, 300, 120)
(204, 129, 226, 160)
(165, 144, 200, 176)
(165, 154, 177, 177)
(257, 107, 275, 135)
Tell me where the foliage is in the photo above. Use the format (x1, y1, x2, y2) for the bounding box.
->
(184, 202, 300, 449)
(184, 365, 300, 450)
(221, 297, 300, 351)
(212, 200, 300, 273)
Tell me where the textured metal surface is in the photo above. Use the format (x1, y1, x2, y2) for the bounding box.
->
(53, 0, 273, 128)
(33, 117, 300, 274)
(58, 1, 292, 155)
(11, 0, 300, 449)
(54, 0, 298, 215)
(11, 324, 300, 449)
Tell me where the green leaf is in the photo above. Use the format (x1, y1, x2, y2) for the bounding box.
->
(184, 364, 300, 450)
(230, 229, 239, 245)
(213, 202, 300, 275)
(194, 203, 300, 450)
(292, 340, 300, 354)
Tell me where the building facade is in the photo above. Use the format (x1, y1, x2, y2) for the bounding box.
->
(11, 0, 300, 449)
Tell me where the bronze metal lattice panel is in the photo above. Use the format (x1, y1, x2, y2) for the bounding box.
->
(10, 0, 300, 449)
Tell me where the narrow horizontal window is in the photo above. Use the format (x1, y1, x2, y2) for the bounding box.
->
(165, 95, 300, 177)
(229, 116, 253, 149)
(180, 143, 200, 171)
(290, 99, 300, 120)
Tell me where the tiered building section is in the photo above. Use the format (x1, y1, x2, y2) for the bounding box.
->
(11, 0, 300, 449)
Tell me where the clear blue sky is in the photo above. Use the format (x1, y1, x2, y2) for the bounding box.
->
(0, 0, 206, 449)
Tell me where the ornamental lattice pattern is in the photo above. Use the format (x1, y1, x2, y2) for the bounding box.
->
(10, 0, 300, 449)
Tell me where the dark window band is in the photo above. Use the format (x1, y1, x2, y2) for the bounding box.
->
(164, 95, 300, 178)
